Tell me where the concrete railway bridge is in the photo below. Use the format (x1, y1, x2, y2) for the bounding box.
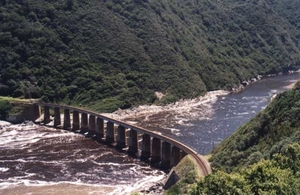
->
(35, 103, 211, 175)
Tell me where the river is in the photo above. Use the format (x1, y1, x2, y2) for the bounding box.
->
(0, 72, 299, 194)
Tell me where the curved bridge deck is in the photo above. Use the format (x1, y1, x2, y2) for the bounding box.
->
(34, 103, 211, 175)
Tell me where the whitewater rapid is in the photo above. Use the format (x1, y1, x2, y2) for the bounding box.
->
(0, 122, 165, 195)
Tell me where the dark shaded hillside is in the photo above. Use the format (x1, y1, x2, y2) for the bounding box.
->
(1, 0, 300, 112)
(211, 81, 300, 172)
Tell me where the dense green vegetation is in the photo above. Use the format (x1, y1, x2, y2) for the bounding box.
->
(186, 82, 300, 194)
(0, 97, 33, 120)
(1, 0, 300, 112)
(211, 81, 300, 172)
(0, 99, 12, 120)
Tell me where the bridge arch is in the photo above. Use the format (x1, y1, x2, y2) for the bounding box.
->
(36, 103, 211, 175)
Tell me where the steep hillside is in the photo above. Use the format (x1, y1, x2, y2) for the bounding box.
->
(186, 82, 300, 194)
(211, 81, 300, 172)
(1, 0, 300, 112)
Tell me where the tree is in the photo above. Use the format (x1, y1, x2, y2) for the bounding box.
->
(191, 171, 249, 195)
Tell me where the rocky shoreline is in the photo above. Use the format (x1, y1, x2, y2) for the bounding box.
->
(231, 70, 298, 93)
(139, 182, 165, 195)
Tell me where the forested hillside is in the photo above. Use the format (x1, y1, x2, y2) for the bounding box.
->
(211, 81, 300, 172)
(189, 82, 300, 194)
(1, 0, 300, 112)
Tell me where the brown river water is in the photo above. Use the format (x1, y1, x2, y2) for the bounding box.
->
(0, 72, 299, 194)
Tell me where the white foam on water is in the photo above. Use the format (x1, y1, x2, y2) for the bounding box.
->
(103, 90, 230, 128)
(0, 124, 81, 149)
(0, 179, 116, 189)
(109, 174, 165, 195)
(0, 167, 9, 172)
(238, 112, 249, 115)
(0, 120, 12, 126)
(91, 161, 137, 167)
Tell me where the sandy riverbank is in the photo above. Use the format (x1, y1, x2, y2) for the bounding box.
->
(0, 183, 115, 195)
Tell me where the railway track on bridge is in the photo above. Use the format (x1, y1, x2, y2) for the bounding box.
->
(36, 103, 211, 176)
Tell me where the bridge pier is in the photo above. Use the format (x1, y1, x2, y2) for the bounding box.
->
(161, 141, 171, 169)
(36, 103, 211, 176)
(54, 107, 61, 127)
(63, 109, 71, 130)
(171, 146, 181, 167)
(81, 113, 88, 133)
(72, 110, 80, 130)
(141, 134, 151, 160)
(43, 106, 50, 124)
(96, 117, 104, 139)
(116, 125, 126, 148)
(151, 137, 161, 163)
(179, 150, 187, 161)
(33, 104, 41, 120)
(106, 121, 115, 144)
(88, 115, 96, 133)
(128, 129, 138, 155)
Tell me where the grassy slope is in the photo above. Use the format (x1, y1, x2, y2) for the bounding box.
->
(164, 155, 201, 195)
(1, 0, 300, 112)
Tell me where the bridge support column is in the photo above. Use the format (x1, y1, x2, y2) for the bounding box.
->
(171, 146, 181, 167)
(43, 106, 50, 124)
(141, 134, 151, 160)
(161, 142, 171, 169)
(54, 107, 61, 127)
(63, 109, 71, 130)
(81, 113, 88, 132)
(179, 150, 187, 161)
(116, 125, 126, 148)
(151, 137, 161, 163)
(33, 104, 41, 121)
(128, 129, 138, 155)
(106, 121, 115, 144)
(72, 111, 80, 130)
(88, 115, 96, 133)
(96, 117, 104, 139)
